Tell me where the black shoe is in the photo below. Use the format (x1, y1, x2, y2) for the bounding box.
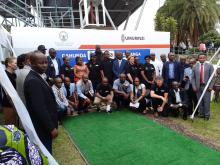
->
(183, 116, 187, 120)
(204, 117, 209, 121)
(77, 111, 82, 115)
(198, 114, 204, 118)
(97, 107, 101, 112)
(107, 110, 112, 113)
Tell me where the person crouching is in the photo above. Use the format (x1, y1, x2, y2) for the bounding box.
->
(129, 77, 147, 114)
(168, 81, 188, 120)
(52, 77, 73, 124)
(76, 75, 94, 114)
(94, 77, 113, 113)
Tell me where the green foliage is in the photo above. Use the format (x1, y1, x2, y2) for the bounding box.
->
(156, 0, 220, 44)
(198, 30, 220, 47)
(154, 14, 177, 42)
(154, 14, 166, 31)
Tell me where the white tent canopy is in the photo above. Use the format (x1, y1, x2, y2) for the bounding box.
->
(0, 25, 58, 165)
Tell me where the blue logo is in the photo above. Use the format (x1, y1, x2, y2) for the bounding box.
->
(13, 131, 21, 143)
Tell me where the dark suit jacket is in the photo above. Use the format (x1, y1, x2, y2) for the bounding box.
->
(162, 61, 180, 84)
(46, 56, 61, 78)
(168, 89, 188, 106)
(112, 59, 127, 78)
(24, 70, 58, 139)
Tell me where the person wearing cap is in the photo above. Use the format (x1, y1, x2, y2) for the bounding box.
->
(46, 48, 61, 81)
(37, 45, 47, 55)
(86, 53, 102, 90)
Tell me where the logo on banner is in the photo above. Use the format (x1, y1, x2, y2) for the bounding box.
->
(121, 34, 126, 43)
(59, 31, 68, 41)
(121, 34, 145, 42)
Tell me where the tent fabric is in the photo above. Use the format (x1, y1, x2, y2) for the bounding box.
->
(0, 25, 58, 165)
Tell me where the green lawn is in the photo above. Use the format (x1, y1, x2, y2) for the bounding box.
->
(169, 102, 220, 148)
(62, 109, 220, 165)
(53, 125, 86, 165)
(1, 103, 219, 164)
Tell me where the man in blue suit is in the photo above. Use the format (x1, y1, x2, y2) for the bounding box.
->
(112, 52, 127, 79)
(162, 52, 180, 88)
(46, 48, 61, 81)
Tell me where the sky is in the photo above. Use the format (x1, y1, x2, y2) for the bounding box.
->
(119, 0, 166, 31)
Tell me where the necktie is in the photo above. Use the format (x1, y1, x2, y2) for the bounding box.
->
(200, 64, 204, 84)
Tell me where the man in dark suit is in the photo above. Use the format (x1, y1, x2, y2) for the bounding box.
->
(112, 52, 127, 79)
(46, 48, 61, 81)
(162, 52, 180, 88)
(24, 51, 58, 153)
(168, 81, 188, 120)
(191, 54, 214, 120)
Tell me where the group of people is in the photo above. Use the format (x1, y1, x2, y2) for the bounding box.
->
(1, 44, 220, 154)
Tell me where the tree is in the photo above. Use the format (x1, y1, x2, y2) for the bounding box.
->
(198, 30, 220, 47)
(154, 14, 165, 31)
(156, 0, 220, 44)
(155, 14, 177, 43)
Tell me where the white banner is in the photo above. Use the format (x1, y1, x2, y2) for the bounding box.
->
(11, 27, 170, 59)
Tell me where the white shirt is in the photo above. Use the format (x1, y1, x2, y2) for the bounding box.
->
(52, 58, 59, 76)
(130, 84, 145, 94)
(150, 59, 163, 76)
(174, 89, 182, 103)
(52, 85, 69, 108)
(118, 59, 122, 68)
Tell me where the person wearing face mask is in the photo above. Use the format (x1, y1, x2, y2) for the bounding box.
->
(113, 74, 131, 109)
(94, 77, 113, 113)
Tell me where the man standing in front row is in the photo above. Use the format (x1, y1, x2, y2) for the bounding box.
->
(24, 51, 58, 153)
(191, 54, 214, 120)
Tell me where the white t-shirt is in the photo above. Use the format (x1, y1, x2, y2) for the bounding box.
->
(130, 84, 145, 94)
(52, 58, 59, 76)
(150, 59, 163, 76)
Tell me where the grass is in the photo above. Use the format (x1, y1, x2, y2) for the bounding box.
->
(63, 110, 220, 165)
(169, 102, 220, 147)
(1, 103, 220, 164)
(53, 125, 86, 165)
